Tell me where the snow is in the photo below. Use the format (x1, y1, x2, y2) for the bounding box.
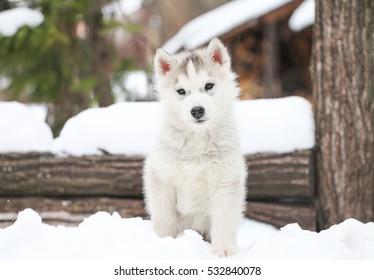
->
(163, 0, 316, 53)
(26, 103, 48, 123)
(51, 102, 162, 156)
(237, 97, 314, 155)
(289, 0, 315, 31)
(0, 208, 373, 259)
(122, 71, 150, 99)
(102, 0, 143, 20)
(0, 76, 10, 91)
(163, 0, 292, 53)
(0, 102, 53, 153)
(0, 7, 44, 37)
(0, 96, 314, 156)
(112, 71, 151, 101)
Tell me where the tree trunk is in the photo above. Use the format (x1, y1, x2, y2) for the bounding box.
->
(86, 3, 114, 107)
(312, 0, 374, 229)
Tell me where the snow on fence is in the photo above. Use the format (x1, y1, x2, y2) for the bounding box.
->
(0, 98, 316, 230)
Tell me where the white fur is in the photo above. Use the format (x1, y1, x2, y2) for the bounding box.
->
(143, 38, 247, 257)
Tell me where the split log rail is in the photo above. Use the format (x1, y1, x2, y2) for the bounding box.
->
(0, 149, 316, 230)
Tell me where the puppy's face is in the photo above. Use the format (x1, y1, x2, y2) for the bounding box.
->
(154, 38, 239, 130)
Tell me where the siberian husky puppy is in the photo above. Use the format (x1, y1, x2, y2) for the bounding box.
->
(143, 38, 246, 257)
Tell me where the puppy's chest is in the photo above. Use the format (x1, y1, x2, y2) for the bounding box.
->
(173, 158, 219, 215)
(161, 130, 225, 214)
(179, 136, 219, 158)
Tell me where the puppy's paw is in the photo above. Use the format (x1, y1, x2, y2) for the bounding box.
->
(153, 224, 178, 239)
(212, 243, 238, 257)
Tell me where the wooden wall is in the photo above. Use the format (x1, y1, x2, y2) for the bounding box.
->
(220, 0, 312, 101)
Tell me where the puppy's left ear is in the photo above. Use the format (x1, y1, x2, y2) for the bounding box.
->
(207, 38, 231, 69)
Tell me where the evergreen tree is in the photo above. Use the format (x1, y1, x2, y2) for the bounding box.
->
(0, 0, 137, 135)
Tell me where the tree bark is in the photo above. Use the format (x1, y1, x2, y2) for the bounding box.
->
(312, 0, 374, 229)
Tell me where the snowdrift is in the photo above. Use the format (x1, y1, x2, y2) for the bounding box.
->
(0, 209, 373, 260)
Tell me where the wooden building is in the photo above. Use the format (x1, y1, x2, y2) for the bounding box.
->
(163, 0, 313, 101)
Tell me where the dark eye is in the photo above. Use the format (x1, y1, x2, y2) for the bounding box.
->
(205, 83, 214, 91)
(176, 88, 186, 95)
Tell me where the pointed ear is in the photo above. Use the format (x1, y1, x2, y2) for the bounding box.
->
(207, 38, 231, 68)
(154, 49, 174, 76)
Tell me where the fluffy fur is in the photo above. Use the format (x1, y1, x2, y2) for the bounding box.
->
(143, 38, 247, 257)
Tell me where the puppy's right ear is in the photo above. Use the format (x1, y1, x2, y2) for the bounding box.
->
(154, 49, 174, 76)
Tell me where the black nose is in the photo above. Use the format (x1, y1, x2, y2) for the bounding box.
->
(191, 106, 205, 119)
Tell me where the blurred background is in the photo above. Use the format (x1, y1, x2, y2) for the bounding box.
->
(0, 0, 313, 136)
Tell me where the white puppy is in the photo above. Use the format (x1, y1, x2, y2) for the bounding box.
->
(143, 38, 247, 257)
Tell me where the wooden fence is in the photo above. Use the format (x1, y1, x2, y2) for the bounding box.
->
(0, 149, 316, 230)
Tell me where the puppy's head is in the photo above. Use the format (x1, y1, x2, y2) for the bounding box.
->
(154, 38, 239, 130)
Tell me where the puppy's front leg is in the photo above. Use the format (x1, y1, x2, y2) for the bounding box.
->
(145, 174, 179, 238)
(209, 190, 242, 257)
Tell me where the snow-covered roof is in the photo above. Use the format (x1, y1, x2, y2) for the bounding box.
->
(0, 7, 44, 37)
(162, 0, 292, 53)
(289, 0, 315, 31)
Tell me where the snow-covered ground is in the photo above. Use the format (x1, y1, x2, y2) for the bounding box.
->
(1, 99, 372, 260)
(0, 96, 314, 156)
(0, 209, 373, 260)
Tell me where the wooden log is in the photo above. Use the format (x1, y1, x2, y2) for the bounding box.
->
(0, 197, 316, 231)
(246, 149, 315, 198)
(246, 201, 316, 231)
(0, 197, 315, 231)
(0, 153, 144, 197)
(0, 197, 146, 228)
(0, 150, 314, 199)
